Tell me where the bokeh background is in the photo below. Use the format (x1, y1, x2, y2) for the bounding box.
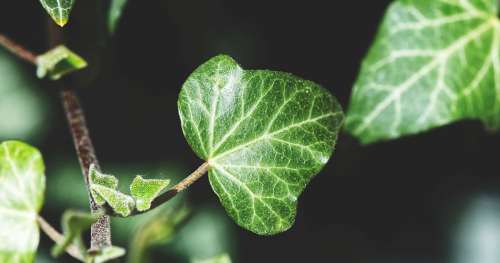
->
(2, 0, 500, 262)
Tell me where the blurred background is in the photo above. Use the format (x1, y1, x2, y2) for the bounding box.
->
(2, 0, 500, 262)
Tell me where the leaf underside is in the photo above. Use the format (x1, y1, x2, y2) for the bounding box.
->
(0, 141, 45, 263)
(39, 0, 75, 27)
(178, 55, 344, 235)
(346, 0, 500, 144)
(36, 45, 87, 80)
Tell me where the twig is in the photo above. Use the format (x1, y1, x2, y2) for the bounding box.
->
(0, 33, 37, 64)
(37, 216, 85, 261)
(126, 162, 210, 217)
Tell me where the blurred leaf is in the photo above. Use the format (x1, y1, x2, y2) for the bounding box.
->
(0, 141, 45, 263)
(107, 0, 128, 33)
(345, 0, 500, 143)
(178, 55, 343, 235)
(0, 49, 49, 142)
(51, 210, 101, 257)
(130, 176, 170, 212)
(36, 45, 87, 80)
(39, 0, 75, 26)
(89, 246, 125, 263)
(192, 253, 231, 263)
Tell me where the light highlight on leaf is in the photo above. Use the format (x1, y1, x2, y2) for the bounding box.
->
(0, 141, 46, 263)
(36, 45, 87, 80)
(178, 55, 343, 235)
(130, 176, 170, 212)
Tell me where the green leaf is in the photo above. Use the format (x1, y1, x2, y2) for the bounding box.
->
(178, 55, 343, 235)
(346, 0, 500, 144)
(88, 165, 134, 217)
(192, 253, 232, 263)
(36, 45, 87, 80)
(0, 141, 46, 263)
(39, 0, 75, 27)
(89, 246, 126, 263)
(51, 210, 102, 257)
(107, 0, 128, 33)
(130, 176, 170, 212)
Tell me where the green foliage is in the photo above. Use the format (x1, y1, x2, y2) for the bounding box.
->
(36, 45, 87, 80)
(0, 49, 50, 142)
(130, 176, 170, 212)
(0, 141, 45, 263)
(346, 0, 500, 143)
(107, 0, 128, 33)
(51, 210, 102, 257)
(88, 246, 126, 263)
(39, 0, 74, 27)
(192, 253, 231, 263)
(178, 55, 344, 234)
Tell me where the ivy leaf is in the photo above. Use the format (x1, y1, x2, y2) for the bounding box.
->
(39, 0, 75, 27)
(178, 55, 343, 235)
(36, 45, 88, 80)
(0, 141, 45, 262)
(346, 0, 500, 144)
(51, 210, 102, 257)
(107, 0, 128, 33)
(130, 176, 170, 212)
(88, 165, 134, 217)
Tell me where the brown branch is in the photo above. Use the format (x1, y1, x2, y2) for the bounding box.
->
(37, 216, 85, 261)
(0, 33, 37, 64)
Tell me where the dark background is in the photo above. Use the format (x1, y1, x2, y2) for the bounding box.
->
(2, 1, 500, 262)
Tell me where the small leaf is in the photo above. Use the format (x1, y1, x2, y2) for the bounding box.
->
(192, 253, 232, 263)
(51, 210, 102, 257)
(36, 45, 87, 80)
(178, 55, 344, 235)
(89, 246, 126, 263)
(0, 141, 46, 263)
(91, 184, 135, 217)
(130, 176, 170, 212)
(345, 0, 500, 143)
(88, 164, 119, 206)
(108, 0, 128, 33)
(39, 0, 75, 27)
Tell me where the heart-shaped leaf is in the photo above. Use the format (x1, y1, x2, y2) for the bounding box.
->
(0, 141, 45, 262)
(346, 0, 500, 143)
(130, 176, 170, 212)
(178, 55, 343, 235)
(39, 0, 75, 27)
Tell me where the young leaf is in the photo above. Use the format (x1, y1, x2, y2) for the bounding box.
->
(88, 164, 119, 205)
(130, 176, 170, 212)
(36, 45, 87, 80)
(39, 0, 75, 27)
(346, 0, 500, 144)
(178, 55, 344, 235)
(51, 210, 102, 257)
(88, 246, 126, 263)
(88, 165, 134, 217)
(0, 141, 45, 263)
(107, 0, 128, 33)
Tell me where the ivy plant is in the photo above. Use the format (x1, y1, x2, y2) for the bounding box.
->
(346, 0, 500, 143)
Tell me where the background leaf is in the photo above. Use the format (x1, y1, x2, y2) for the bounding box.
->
(39, 0, 74, 26)
(107, 0, 128, 33)
(178, 55, 344, 235)
(36, 45, 87, 80)
(192, 253, 231, 263)
(345, 0, 500, 143)
(0, 141, 45, 262)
